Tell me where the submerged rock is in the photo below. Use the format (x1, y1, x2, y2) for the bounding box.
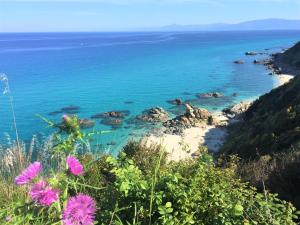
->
(61, 105, 80, 113)
(91, 110, 130, 119)
(107, 141, 116, 146)
(233, 60, 245, 64)
(48, 111, 62, 116)
(100, 118, 123, 128)
(167, 98, 183, 105)
(197, 92, 224, 98)
(137, 107, 169, 123)
(124, 101, 134, 104)
(182, 92, 193, 95)
(79, 119, 95, 129)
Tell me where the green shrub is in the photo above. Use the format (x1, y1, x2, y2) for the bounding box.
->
(0, 116, 298, 224)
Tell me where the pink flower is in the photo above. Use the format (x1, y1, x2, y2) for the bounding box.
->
(15, 162, 42, 185)
(63, 115, 69, 122)
(63, 194, 96, 225)
(67, 156, 84, 176)
(30, 180, 59, 206)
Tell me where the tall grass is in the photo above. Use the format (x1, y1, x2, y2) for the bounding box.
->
(0, 74, 20, 152)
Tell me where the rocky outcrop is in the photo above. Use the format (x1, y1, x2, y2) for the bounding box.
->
(137, 107, 169, 123)
(223, 101, 252, 118)
(163, 104, 217, 134)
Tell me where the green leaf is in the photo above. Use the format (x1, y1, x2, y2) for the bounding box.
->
(165, 202, 172, 208)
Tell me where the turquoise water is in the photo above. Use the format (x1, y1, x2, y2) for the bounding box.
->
(0, 31, 299, 154)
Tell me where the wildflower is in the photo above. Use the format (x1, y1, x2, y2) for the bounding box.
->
(63, 114, 70, 122)
(66, 156, 84, 175)
(63, 194, 96, 225)
(5, 216, 12, 222)
(15, 162, 42, 185)
(30, 180, 59, 206)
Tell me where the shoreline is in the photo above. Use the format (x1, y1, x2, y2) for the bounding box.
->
(274, 74, 294, 87)
(142, 51, 296, 162)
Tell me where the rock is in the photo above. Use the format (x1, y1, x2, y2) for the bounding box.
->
(197, 92, 224, 98)
(61, 105, 80, 113)
(167, 98, 183, 105)
(234, 60, 244, 64)
(91, 110, 130, 119)
(223, 101, 252, 118)
(253, 59, 271, 65)
(212, 92, 223, 98)
(124, 101, 134, 104)
(163, 104, 212, 134)
(48, 111, 62, 116)
(101, 118, 122, 128)
(232, 93, 238, 97)
(79, 119, 95, 129)
(137, 107, 169, 123)
(107, 141, 116, 146)
(245, 51, 258, 56)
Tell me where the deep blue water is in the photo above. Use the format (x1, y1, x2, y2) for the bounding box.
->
(0, 31, 299, 154)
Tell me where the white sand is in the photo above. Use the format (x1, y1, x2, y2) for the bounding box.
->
(142, 113, 228, 162)
(142, 73, 294, 162)
(274, 74, 294, 87)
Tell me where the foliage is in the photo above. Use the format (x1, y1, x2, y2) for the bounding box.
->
(221, 72, 300, 207)
(0, 115, 99, 224)
(0, 116, 299, 224)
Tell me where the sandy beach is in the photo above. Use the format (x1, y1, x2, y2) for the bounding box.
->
(141, 112, 229, 161)
(142, 72, 294, 162)
(274, 74, 294, 87)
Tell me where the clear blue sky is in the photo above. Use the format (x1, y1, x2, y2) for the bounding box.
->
(0, 0, 299, 32)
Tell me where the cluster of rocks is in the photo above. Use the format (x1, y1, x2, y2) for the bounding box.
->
(91, 110, 130, 119)
(222, 101, 252, 119)
(163, 104, 218, 135)
(136, 107, 169, 123)
(197, 92, 224, 98)
(90, 110, 130, 129)
(79, 119, 96, 129)
(49, 105, 80, 116)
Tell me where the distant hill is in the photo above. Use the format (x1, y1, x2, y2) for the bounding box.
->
(154, 19, 300, 31)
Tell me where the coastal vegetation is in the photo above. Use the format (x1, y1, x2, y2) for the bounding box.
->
(0, 115, 298, 224)
(222, 42, 300, 208)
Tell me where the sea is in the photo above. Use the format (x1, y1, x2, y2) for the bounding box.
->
(0, 31, 299, 154)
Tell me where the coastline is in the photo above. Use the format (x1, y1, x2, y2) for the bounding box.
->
(274, 74, 294, 87)
(142, 52, 296, 162)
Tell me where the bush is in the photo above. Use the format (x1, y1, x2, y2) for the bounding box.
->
(0, 116, 298, 224)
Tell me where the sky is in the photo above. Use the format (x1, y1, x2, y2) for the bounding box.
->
(0, 0, 299, 32)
